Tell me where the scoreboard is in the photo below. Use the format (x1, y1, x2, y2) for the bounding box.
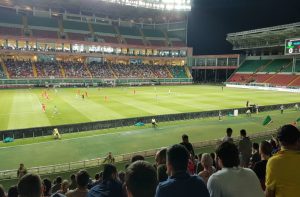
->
(285, 38, 300, 55)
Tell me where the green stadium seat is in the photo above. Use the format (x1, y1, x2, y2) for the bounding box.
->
(28, 16, 58, 28)
(118, 26, 140, 36)
(236, 60, 270, 73)
(0, 8, 22, 25)
(142, 28, 164, 37)
(261, 59, 291, 73)
(63, 20, 89, 32)
(92, 23, 116, 34)
(169, 66, 188, 78)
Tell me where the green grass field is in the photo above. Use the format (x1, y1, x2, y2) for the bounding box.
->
(0, 85, 299, 130)
(0, 85, 299, 172)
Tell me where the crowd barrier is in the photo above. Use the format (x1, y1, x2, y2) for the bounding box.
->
(0, 129, 277, 180)
(1, 102, 299, 140)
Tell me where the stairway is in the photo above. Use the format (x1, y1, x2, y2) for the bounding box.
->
(139, 28, 149, 46)
(32, 62, 38, 78)
(184, 66, 192, 78)
(0, 58, 9, 79)
(58, 62, 66, 78)
(84, 64, 93, 78)
(107, 64, 117, 78)
(166, 67, 174, 78)
(114, 26, 124, 44)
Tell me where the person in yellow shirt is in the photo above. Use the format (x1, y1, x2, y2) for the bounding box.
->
(265, 124, 300, 197)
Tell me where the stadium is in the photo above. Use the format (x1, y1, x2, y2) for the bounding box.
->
(0, 0, 299, 196)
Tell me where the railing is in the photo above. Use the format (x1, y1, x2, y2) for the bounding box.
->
(0, 129, 277, 180)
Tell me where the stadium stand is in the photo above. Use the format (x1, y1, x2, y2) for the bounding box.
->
(169, 66, 188, 78)
(0, 7, 22, 25)
(142, 28, 164, 38)
(88, 62, 115, 78)
(0, 65, 5, 79)
(125, 38, 145, 46)
(31, 29, 58, 39)
(35, 62, 62, 78)
(235, 60, 270, 73)
(0, 27, 22, 37)
(63, 20, 90, 32)
(261, 59, 291, 73)
(92, 23, 116, 34)
(27, 16, 58, 28)
(118, 26, 141, 37)
(5, 59, 34, 78)
(67, 32, 88, 41)
(149, 39, 166, 47)
(96, 35, 119, 44)
(61, 61, 91, 78)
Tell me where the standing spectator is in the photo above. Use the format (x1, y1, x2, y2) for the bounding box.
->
(103, 152, 115, 164)
(222, 128, 234, 143)
(88, 164, 123, 197)
(18, 173, 43, 197)
(69, 174, 77, 190)
(155, 144, 209, 197)
(249, 142, 261, 168)
(210, 153, 217, 169)
(207, 142, 264, 197)
(43, 179, 52, 197)
(195, 153, 204, 174)
(125, 161, 157, 197)
(51, 177, 63, 194)
(0, 185, 5, 197)
(7, 185, 18, 197)
(270, 138, 280, 154)
(66, 170, 90, 197)
(265, 124, 300, 197)
(155, 148, 168, 182)
(17, 163, 27, 178)
(253, 141, 272, 191)
(198, 153, 216, 184)
(238, 129, 252, 167)
(180, 134, 195, 156)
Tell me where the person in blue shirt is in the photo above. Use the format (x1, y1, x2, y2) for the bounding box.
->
(88, 164, 123, 197)
(155, 144, 209, 197)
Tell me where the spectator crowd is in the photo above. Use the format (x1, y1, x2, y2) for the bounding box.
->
(0, 60, 187, 79)
(0, 124, 299, 197)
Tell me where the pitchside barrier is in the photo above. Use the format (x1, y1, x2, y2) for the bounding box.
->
(0, 129, 278, 180)
(0, 102, 299, 140)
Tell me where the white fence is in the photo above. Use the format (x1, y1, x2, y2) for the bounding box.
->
(0, 129, 277, 180)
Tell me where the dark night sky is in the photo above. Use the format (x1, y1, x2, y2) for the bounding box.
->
(188, 0, 300, 55)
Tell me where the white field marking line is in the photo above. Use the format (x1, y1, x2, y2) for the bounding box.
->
(0, 126, 165, 150)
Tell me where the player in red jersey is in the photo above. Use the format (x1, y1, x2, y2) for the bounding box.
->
(42, 103, 46, 112)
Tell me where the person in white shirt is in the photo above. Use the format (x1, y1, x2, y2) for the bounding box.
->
(207, 142, 264, 197)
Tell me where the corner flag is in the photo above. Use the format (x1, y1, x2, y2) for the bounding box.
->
(263, 115, 272, 126)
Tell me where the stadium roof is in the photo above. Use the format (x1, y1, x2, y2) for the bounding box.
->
(226, 22, 300, 51)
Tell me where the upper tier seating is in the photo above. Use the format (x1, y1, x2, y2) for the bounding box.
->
(149, 40, 166, 47)
(92, 23, 116, 34)
(125, 38, 144, 46)
(28, 16, 58, 28)
(32, 30, 58, 39)
(0, 8, 22, 24)
(0, 27, 22, 36)
(118, 26, 141, 37)
(0, 65, 6, 79)
(35, 62, 62, 78)
(63, 20, 89, 32)
(261, 59, 291, 73)
(88, 62, 115, 78)
(5, 59, 33, 78)
(68, 33, 88, 41)
(172, 40, 186, 47)
(168, 66, 188, 78)
(143, 28, 164, 38)
(97, 35, 119, 44)
(236, 60, 270, 73)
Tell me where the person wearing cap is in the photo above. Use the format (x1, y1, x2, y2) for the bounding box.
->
(265, 124, 300, 197)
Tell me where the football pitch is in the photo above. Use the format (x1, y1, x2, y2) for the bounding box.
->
(0, 85, 299, 171)
(0, 85, 299, 130)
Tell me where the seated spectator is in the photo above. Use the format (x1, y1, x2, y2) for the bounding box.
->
(222, 128, 234, 143)
(210, 153, 217, 169)
(253, 140, 272, 191)
(7, 185, 18, 197)
(131, 155, 144, 163)
(195, 153, 204, 174)
(155, 148, 168, 182)
(43, 178, 52, 197)
(125, 161, 157, 197)
(18, 173, 43, 197)
(66, 170, 89, 197)
(17, 163, 27, 178)
(0, 185, 4, 197)
(270, 138, 280, 154)
(198, 153, 216, 184)
(265, 124, 300, 197)
(88, 164, 123, 197)
(56, 180, 69, 195)
(155, 144, 209, 197)
(238, 129, 252, 167)
(207, 142, 264, 197)
(118, 171, 125, 184)
(51, 177, 63, 194)
(69, 174, 77, 190)
(180, 134, 195, 156)
(187, 154, 196, 174)
(249, 142, 261, 168)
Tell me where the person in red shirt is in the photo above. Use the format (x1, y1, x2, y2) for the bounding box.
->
(42, 103, 46, 112)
